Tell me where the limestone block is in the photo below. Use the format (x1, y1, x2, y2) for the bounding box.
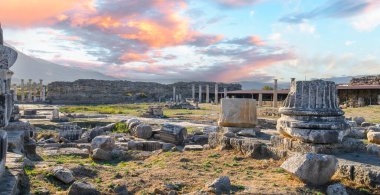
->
(53, 166, 75, 184)
(326, 183, 348, 195)
(92, 148, 112, 161)
(91, 136, 115, 151)
(206, 176, 231, 194)
(68, 181, 100, 195)
(367, 131, 380, 144)
(183, 145, 203, 151)
(218, 98, 257, 128)
(281, 153, 337, 185)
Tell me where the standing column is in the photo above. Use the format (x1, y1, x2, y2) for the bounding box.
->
(192, 84, 195, 100)
(39, 79, 43, 101)
(258, 93, 263, 107)
(179, 94, 182, 102)
(33, 82, 38, 102)
(273, 79, 278, 108)
(12, 84, 17, 102)
(173, 86, 176, 102)
(198, 85, 202, 103)
(206, 85, 210, 103)
(27, 79, 32, 102)
(20, 79, 25, 102)
(223, 88, 227, 98)
(214, 83, 219, 104)
(41, 86, 46, 102)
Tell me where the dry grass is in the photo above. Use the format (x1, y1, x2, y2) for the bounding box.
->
(28, 149, 325, 194)
(343, 105, 380, 123)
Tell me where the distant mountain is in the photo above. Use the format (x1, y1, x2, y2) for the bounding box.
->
(10, 50, 118, 84)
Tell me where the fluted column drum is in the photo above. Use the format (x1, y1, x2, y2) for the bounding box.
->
(277, 80, 349, 144)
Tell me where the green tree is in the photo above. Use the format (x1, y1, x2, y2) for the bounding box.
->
(262, 85, 273, 90)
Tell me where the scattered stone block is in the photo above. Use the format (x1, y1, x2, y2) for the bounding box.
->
(206, 176, 231, 194)
(184, 145, 203, 151)
(68, 181, 100, 195)
(237, 128, 260, 137)
(326, 183, 348, 195)
(161, 143, 176, 152)
(361, 122, 372, 127)
(192, 135, 209, 145)
(367, 131, 380, 144)
(91, 136, 115, 151)
(127, 140, 162, 151)
(53, 166, 75, 184)
(367, 144, 380, 156)
(92, 148, 112, 161)
(218, 98, 257, 128)
(160, 124, 187, 145)
(281, 153, 337, 185)
(353, 117, 365, 126)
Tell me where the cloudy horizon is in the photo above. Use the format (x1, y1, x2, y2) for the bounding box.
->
(1, 0, 380, 83)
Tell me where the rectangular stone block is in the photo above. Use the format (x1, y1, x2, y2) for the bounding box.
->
(218, 98, 257, 128)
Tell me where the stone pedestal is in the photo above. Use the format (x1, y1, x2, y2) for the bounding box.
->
(218, 98, 257, 128)
(277, 80, 349, 144)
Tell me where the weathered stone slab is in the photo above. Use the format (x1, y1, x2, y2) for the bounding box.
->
(184, 145, 203, 151)
(218, 98, 257, 128)
(44, 148, 89, 158)
(281, 153, 338, 186)
(335, 153, 380, 189)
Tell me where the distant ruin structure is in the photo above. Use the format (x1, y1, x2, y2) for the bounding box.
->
(47, 80, 241, 104)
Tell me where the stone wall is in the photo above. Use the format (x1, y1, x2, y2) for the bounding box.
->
(47, 79, 241, 104)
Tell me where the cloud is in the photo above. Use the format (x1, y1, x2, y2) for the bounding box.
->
(345, 41, 355, 46)
(0, 0, 90, 27)
(352, 6, 380, 31)
(279, 0, 380, 23)
(213, 0, 261, 8)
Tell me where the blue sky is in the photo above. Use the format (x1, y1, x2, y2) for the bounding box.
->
(1, 0, 380, 83)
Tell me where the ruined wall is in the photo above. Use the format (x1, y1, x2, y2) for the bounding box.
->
(350, 75, 380, 85)
(47, 79, 241, 104)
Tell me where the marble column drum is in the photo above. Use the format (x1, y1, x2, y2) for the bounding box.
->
(277, 80, 349, 144)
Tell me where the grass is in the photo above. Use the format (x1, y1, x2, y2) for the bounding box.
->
(112, 122, 129, 133)
(60, 103, 152, 115)
(343, 105, 380, 123)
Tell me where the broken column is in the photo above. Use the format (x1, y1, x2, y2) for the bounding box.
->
(277, 80, 349, 144)
(198, 85, 202, 103)
(27, 79, 32, 102)
(20, 79, 25, 102)
(214, 83, 219, 104)
(273, 79, 278, 107)
(0, 23, 18, 178)
(206, 84, 210, 103)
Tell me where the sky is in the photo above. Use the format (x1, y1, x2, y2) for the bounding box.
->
(1, 0, 380, 83)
